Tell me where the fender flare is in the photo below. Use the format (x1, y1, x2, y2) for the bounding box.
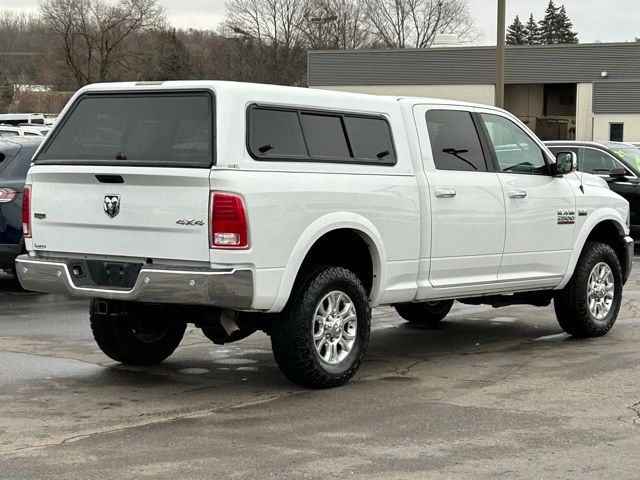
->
(268, 213, 388, 313)
(558, 209, 627, 289)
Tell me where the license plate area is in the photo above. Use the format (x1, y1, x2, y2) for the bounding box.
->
(68, 261, 142, 289)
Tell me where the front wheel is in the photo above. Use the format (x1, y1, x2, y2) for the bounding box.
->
(270, 266, 371, 388)
(90, 301, 186, 365)
(554, 241, 623, 338)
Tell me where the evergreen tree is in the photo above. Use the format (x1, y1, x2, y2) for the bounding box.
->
(538, 0, 560, 44)
(506, 15, 527, 45)
(555, 5, 578, 43)
(155, 29, 193, 81)
(524, 13, 540, 45)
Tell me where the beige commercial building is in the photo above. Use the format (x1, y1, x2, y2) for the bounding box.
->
(308, 42, 640, 142)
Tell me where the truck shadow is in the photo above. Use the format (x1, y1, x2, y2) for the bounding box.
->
(90, 308, 579, 393)
(0, 272, 25, 293)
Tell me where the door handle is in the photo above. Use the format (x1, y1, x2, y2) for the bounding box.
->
(508, 190, 527, 199)
(435, 189, 456, 198)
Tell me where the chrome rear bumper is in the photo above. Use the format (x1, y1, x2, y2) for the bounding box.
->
(15, 255, 253, 309)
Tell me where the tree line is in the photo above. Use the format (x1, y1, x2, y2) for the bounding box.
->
(0, 0, 478, 109)
(506, 0, 578, 46)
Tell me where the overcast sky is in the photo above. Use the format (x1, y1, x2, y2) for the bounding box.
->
(1, 0, 638, 44)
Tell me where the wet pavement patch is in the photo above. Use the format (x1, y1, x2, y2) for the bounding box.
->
(0, 351, 104, 384)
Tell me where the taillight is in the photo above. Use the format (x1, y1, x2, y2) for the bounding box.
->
(22, 184, 31, 238)
(210, 192, 248, 248)
(0, 188, 17, 203)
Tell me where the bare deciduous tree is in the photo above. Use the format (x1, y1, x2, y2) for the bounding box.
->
(221, 0, 309, 84)
(40, 0, 165, 87)
(365, 0, 475, 48)
(301, 0, 371, 50)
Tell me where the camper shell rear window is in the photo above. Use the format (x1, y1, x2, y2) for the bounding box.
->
(248, 105, 397, 166)
(35, 91, 214, 167)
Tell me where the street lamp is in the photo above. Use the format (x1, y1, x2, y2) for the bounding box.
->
(231, 26, 252, 37)
(309, 15, 337, 24)
(496, 0, 506, 108)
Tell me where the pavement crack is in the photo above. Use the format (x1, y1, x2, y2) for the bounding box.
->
(627, 401, 640, 425)
(395, 358, 428, 376)
(0, 389, 304, 456)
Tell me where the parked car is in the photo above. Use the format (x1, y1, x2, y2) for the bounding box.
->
(0, 113, 45, 126)
(16, 124, 50, 135)
(0, 137, 43, 275)
(545, 141, 640, 237)
(16, 82, 632, 388)
(0, 125, 45, 138)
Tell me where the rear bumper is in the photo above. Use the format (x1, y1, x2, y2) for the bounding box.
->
(15, 255, 253, 309)
(623, 235, 634, 284)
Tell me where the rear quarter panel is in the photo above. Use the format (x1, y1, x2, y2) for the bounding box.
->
(210, 87, 421, 310)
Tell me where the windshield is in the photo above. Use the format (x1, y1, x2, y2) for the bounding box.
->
(610, 146, 640, 171)
(36, 92, 214, 167)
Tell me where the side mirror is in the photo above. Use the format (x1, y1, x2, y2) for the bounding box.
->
(553, 151, 576, 176)
(608, 167, 628, 181)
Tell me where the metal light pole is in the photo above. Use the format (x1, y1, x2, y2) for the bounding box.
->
(496, 0, 506, 108)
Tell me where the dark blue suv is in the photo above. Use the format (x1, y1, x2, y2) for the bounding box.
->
(0, 137, 42, 275)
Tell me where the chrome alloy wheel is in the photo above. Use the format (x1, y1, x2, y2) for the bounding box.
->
(313, 290, 358, 365)
(587, 262, 615, 321)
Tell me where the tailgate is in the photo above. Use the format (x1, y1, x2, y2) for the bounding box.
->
(29, 166, 211, 262)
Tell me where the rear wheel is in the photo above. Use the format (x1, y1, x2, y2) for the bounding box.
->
(554, 241, 622, 338)
(270, 266, 371, 388)
(394, 300, 454, 325)
(90, 301, 186, 365)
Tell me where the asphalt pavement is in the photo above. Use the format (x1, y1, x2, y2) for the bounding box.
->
(2, 267, 640, 479)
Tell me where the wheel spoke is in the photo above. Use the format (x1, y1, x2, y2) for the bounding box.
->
(312, 290, 358, 365)
(338, 337, 350, 351)
(587, 262, 616, 320)
(313, 319, 325, 340)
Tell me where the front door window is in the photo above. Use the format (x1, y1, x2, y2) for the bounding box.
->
(480, 113, 547, 175)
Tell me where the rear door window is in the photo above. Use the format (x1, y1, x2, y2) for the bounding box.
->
(0, 145, 21, 175)
(4, 145, 37, 178)
(36, 92, 214, 167)
(426, 110, 487, 171)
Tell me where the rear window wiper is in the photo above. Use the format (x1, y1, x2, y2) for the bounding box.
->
(258, 144, 273, 154)
(115, 152, 127, 160)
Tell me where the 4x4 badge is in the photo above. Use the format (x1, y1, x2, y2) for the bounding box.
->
(104, 195, 121, 218)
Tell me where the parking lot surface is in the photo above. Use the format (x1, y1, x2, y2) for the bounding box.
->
(2, 266, 640, 479)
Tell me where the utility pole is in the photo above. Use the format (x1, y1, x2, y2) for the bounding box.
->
(496, 0, 506, 108)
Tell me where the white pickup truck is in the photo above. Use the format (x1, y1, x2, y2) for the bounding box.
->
(16, 81, 633, 388)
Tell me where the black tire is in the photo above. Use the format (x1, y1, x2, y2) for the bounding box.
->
(554, 241, 623, 338)
(90, 301, 186, 365)
(394, 300, 454, 325)
(270, 266, 371, 389)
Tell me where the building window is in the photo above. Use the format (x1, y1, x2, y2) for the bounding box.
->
(610, 123, 624, 142)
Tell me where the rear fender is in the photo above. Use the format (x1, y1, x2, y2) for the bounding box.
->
(268, 213, 387, 313)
